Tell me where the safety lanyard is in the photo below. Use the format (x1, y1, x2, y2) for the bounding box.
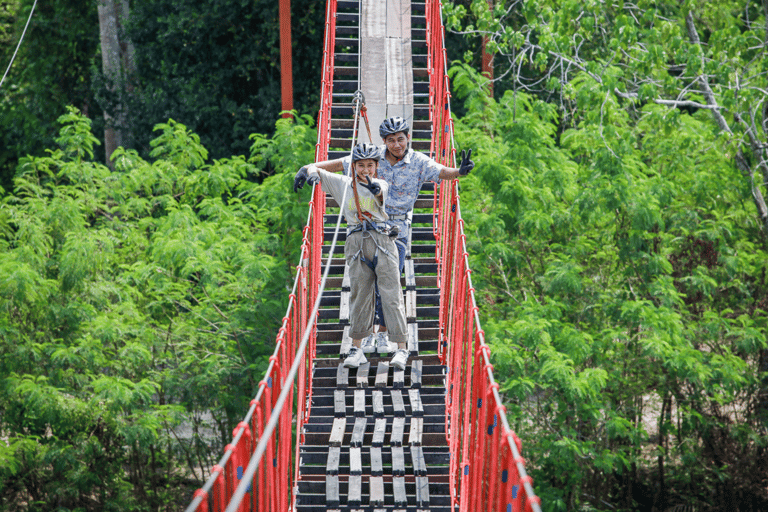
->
(351, 90, 374, 224)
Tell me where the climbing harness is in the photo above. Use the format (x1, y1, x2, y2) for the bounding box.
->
(347, 220, 395, 272)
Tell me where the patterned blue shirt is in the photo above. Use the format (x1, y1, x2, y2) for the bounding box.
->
(342, 147, 443, 238)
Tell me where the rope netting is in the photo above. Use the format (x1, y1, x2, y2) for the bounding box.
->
(184, 0, 541, 510)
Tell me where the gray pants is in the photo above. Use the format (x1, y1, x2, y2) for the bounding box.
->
(346, 230, 407, 343)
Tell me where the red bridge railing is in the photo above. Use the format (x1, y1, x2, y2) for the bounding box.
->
(183, 1, 335, 510)
(426, 1, 542, 511)
(185, 0, 542, 510)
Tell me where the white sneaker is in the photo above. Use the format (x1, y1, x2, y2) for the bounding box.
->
(375, 331, 393, 354)
(343, 347, 367, 368)
(390, 349, 408, 370)
(360, 333, 376, 354)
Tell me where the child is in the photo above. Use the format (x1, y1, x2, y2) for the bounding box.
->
(293, 143, 409, 369)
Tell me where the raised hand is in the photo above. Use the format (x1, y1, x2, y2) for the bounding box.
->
(458, 149, 474, 175)
(358, 176, 381, 196)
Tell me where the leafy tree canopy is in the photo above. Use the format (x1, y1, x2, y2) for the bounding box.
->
(452, 60, 768, 511)
(0, 0, 325, 193)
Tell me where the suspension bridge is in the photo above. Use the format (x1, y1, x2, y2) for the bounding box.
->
(185, 0, 541, 510)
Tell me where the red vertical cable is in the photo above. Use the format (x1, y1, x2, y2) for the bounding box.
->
(193, 489, 209, 512)
(223, 446, 236, 507)
(255, 402, 265, 512)
(212, 465, 225, 512)
(232, 423, 251, 512)
(278, 0, 294, 116)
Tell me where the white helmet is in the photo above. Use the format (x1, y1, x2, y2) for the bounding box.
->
(351, 143, 381, 162)
(379, 116, 409, 139)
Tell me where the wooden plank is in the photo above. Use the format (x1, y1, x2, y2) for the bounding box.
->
(356, 361, 370, 388)
(326, 446, 341, 475)
(354, 389, 366, 417)
(340, 326, 352, 357)
(342, 261, 351, 291)
(393, 366, 404, 389)
(370, 475, 385, 507)
(392, 445, 405, 476)
(404, 257, 416, 290)
(340, 288, 350, 324)
(375, 361, 389, 388)
(372, 417, 387, 447)
(410, 445, 427, 476)
(336, 363, 349, 389)
(370, 446, 383, 476)
(329, 417, 346, 447)
(406, 289, 417, 322)
(372, 390, 384, 418)
(393, 475, 407, 507)
(408, 388, 424, 417)
(410, 359, 423, 388)
(326, 474, 340, 508)
(390, 389, 405, 417)
(406, 218, 413, 259)
(407, 321, 419, 353)
(350, 446, 362, 476)
(334, 389, 346, 418)
(348, 474, 362, 507)
(408, 416, 423, 446)
(351, 417, 367, 447)
(415, 475, 431, 507)
(405, 259, 417, 322)
(391, 417, 405, 447)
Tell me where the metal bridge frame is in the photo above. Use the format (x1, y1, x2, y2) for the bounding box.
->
(185, 0, 541, 511)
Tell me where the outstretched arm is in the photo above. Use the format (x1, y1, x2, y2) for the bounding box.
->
(438, 149, 474, 180)
(311, 158, 345, 173)
(294, 159, 348, 192)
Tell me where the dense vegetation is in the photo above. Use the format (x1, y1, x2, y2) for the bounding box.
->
(445, 0, 768, 509)
(1, 0, 767, 511)
(0, 109, 317, 509)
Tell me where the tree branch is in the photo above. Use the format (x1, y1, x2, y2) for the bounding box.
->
(685, 10, 768, 234)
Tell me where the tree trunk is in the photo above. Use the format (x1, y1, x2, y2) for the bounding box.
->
(97, 0, 135, 167)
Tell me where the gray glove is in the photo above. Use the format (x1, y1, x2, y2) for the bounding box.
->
(293, 166, 319, 192)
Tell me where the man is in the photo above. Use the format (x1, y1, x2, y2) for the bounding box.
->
(298, 116, 475, 369)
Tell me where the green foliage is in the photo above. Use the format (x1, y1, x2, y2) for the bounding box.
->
(0, 0, 103, 193)
(0, 108, 313, 510)
(451, 63, 768, 511)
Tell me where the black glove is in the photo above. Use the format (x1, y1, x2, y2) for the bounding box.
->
(458, 149, 474, 175)
(293, 166, 319, 192)
(358, 176, 381, 196)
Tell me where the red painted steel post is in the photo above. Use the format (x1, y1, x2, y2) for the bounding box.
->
(278, 0, 294, 116)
